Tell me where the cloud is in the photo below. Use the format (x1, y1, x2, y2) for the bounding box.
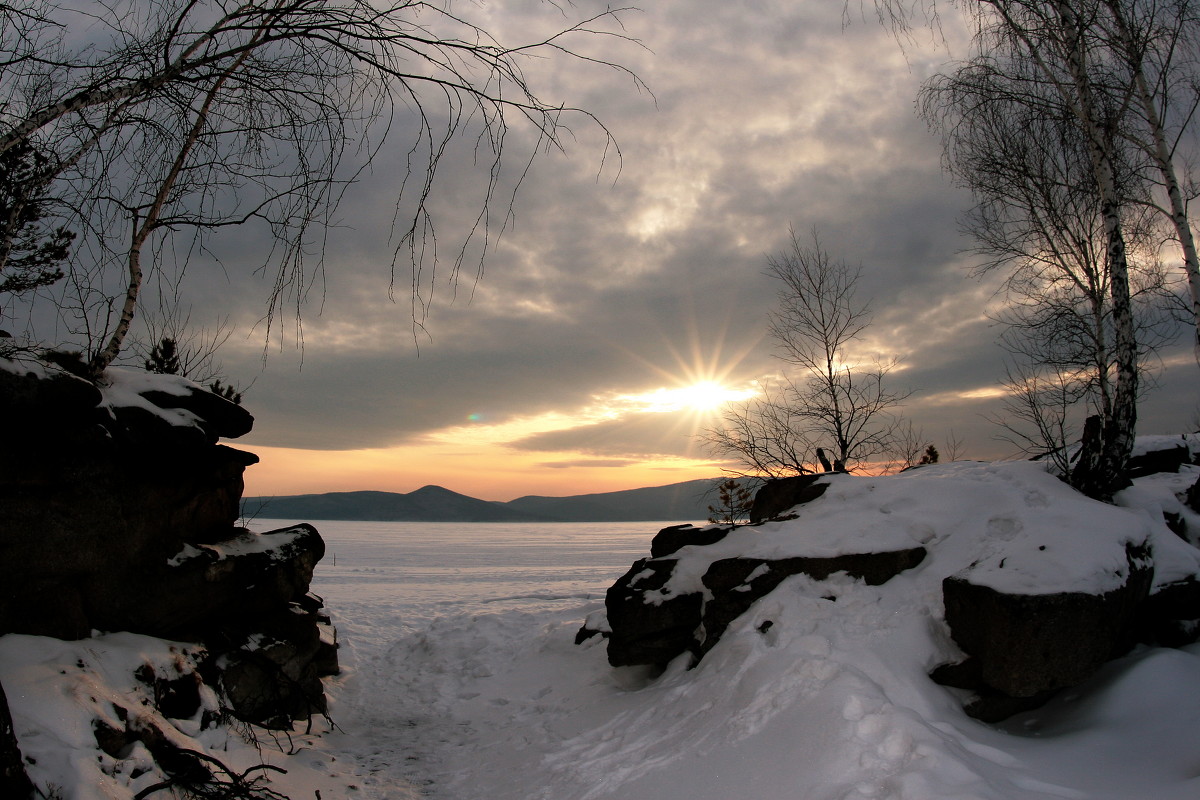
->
(96, 0, 1196, 479)
(535, 459, 642, 470)
(508, 408, 725, 462)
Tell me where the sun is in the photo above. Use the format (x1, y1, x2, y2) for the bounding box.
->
(623, 381, 756, 415)
(675, 380, 755, 412)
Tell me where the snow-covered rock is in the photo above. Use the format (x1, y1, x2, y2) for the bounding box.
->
(0, 356, 339, 792)
(593, 459, 1200, 721)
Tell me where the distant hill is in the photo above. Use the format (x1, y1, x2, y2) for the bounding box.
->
(503, 478, 721, 522)
(242, 486, 554, 523)
(243, 478, 728, 523)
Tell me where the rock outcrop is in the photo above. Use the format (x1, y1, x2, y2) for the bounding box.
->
(0, 354, 339, 777)
(1138, 576, 1200, 646)
(588, 463, 1200, 722)
(605, 557, 706, 667)
(698, 549, 927, 657)
(935, 541, 1153, 721)
(650, 523, 731, 558)
(597, 514, 928, 668)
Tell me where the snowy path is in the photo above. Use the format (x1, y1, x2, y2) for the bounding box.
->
(300, 520, 653, 799)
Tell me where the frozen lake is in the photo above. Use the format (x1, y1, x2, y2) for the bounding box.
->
(286, 519, 669, 619)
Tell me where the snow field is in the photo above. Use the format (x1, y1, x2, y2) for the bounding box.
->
(8, 459, 1200, 799)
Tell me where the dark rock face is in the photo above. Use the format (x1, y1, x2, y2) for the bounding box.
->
(748, 474, 830, 523)
(0, 358, 336, 736)
(0, 441, 264, 639)
(122, 525, 325, 639)
(139, 385, 254, 441)
(0, 681, 32, 800)
(1125, 443, 1191, 479)
(939, 542, 1152, 715)
(605, 559, 704, 667)
(1187, 476, 1200, 515)
(1137, 577, 1200, 647)
(603, 547, 928, 668)
(650, 524, 731, 558)
(0, 360, 102, 427)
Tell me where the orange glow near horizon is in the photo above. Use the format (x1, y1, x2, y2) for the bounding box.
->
(238, 441, 731, 503)
(239, 331, 764, 503)
(238, 376, 757, 502)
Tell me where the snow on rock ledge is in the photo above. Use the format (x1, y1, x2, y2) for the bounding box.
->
(587, 459, 1200, 721)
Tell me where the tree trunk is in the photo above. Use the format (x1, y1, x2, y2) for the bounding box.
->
(1055, 0, 1138, 500)
(1104, 0, 1200, 359)
(90, 219, 146, 376)
(87, 51, 250, 376)
(1099, 210, 1138, 498)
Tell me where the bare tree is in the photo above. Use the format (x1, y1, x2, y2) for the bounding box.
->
(705, 381, 817, 477)
(942, 429, 967, 461)
(705, 228, 910, 476)
(889, 421, 935, 472)
(923, 51, 1180, 488)
(136, 309, 238, 387)
(877, 0, 1146, 499)
(0, 1, 645, 375)
(991, 360, 1087, 476)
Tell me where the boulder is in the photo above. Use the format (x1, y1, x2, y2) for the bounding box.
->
(139, 385, 254, 442)
(1137, 576, 1200, 647)
(211, 603, 332, 728)
(748, 474, 829, 523)
(605, 558, 704, 667)
(1187, 475, 1200, 515)
(604, 546, 928, 667)
(108, 525, 325, 640)
(1126, 443, 1191, 479)
(941, 541, 1153, 704)
(650, 524, 731, 558)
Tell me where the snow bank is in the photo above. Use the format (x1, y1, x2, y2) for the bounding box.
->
(666, 460, 1163, 599)
(0, 633, 362, 800)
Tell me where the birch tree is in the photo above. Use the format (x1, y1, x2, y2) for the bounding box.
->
(877, 0, 1153, 498)
(923, 45, 1178, 486)
(1102, 0, 1200, 356)
(0, 1, 643, 375)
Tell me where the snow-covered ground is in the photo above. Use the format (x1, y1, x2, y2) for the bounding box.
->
(8, 458, 1200, 799)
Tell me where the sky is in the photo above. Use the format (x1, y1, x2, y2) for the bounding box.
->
(18, 1, 1200, 501)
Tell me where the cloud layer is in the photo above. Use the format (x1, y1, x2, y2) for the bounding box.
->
(91, 1, 1196, 497)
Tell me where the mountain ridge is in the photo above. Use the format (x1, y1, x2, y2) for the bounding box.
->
(243, 477, 728, 523)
